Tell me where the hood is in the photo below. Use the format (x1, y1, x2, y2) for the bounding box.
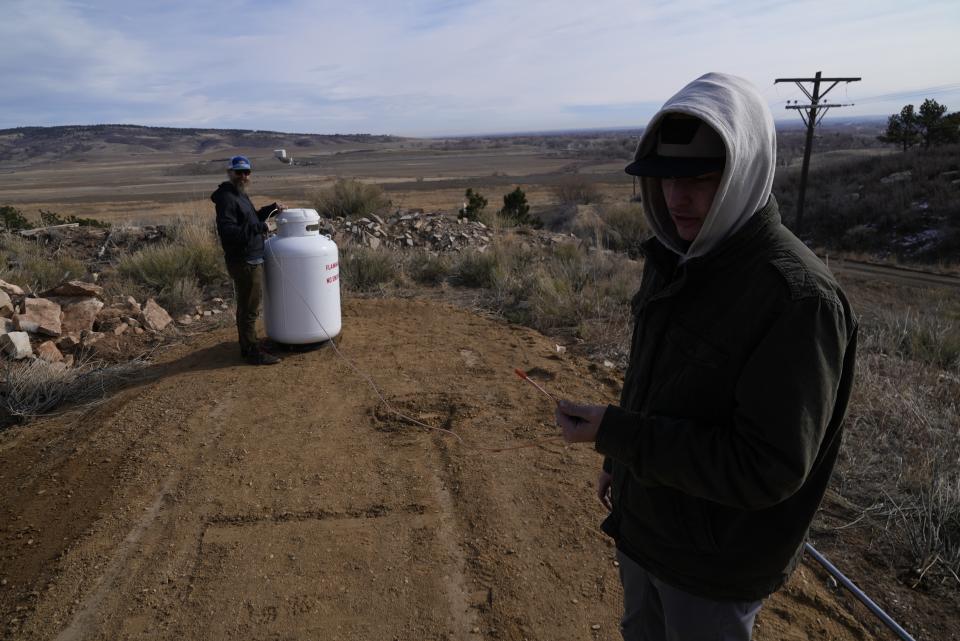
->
(210, 181, 238, 203)
(636, 72, 776, 260)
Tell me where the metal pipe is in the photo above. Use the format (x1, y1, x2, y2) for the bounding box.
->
(804, 542, 916, 641)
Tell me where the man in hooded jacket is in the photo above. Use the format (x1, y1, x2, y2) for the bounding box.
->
(211, 155, 284, 365)
(555, 73, 858, 640)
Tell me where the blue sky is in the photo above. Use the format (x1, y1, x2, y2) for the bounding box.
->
(1, 0, 958, 136)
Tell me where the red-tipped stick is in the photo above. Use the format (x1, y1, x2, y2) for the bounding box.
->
(514, 368, 559, 404)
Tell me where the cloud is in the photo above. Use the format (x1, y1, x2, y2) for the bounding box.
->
(0, 0, 958, 134)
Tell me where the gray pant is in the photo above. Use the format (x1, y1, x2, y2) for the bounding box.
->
(226, 261, 263, 355)
(617, 550, 762, 641)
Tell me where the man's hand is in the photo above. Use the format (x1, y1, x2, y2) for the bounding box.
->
(597, 469, 613, 511)
(555, 400, 606, 444)
(266, 220, 278, 233)
(276, 202, 286, 212)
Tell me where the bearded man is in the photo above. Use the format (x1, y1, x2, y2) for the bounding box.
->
(211, 155, 284, 365)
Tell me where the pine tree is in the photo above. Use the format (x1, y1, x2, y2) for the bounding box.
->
(877, 105, 919, 152)
(499, 187, 532, 225)
(459, 188, 487, 221)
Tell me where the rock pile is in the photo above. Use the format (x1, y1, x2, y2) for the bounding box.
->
(327, 211, 495, 252)
(0, 279, 174, 366)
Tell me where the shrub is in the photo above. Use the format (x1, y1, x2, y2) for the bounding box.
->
(450, 251, 499, 288)
(38, 209, 110, 228)
(313, 179, 390, 219)
(458, 188, 488, 221)
(0, 205, 31, 232)
(116, 217, 225, 296)
(0, 234, 87, 291)
(601, 203, 649, 256)
(499, 187, 540, 227)
(340, 246, 398, 292)
(158, 277, 204, 315)
(406, 251, 450, 286)
(774, 143, 960, 264)
(0, 357, 148, 421)
(480, 240, 641, 336)
(551, 176, 602, 205)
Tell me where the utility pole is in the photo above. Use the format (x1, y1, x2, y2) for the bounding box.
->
(774, 71, 860, 233)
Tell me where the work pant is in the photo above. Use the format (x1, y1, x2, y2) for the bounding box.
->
(617, 550, 762, 641)
(227, 261, 263, 355)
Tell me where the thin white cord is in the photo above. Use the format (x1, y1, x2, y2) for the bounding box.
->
(263, 221, 562, 453)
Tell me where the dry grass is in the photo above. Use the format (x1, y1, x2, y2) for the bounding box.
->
(311, 179, 391, 219)
(404, 251, 451, 286)
(551, 176, 603, 205)
(339, 245, 400, 293)
(0, 234, 88, 292)
(599, 203, 649, 257)
(0, 356, 149, 420)
(834, 285, 960, 587)
(115, 215, 225, 302)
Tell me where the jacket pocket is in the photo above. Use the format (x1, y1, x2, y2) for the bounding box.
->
(623, 486, 719, 554)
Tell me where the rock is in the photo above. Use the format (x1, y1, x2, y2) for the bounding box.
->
(0, 279, 25, 297)
(59, 298, 104, 335)
(0, 332, 32, 359)
(95, 306, 123, 326)
(367, 235, 381, 250)
(0, 318, 14, 334)
(176, 314, 193, 326)
(140, 299, 172, 332)
(112, 322, 129, 336)
(35, 341, 63, 363)
(56, 335, 80, 352)
(40, 280, 104, 300)
(880, 170, 912, 184)
(80, 330, 103, 346)
(14, 298, 62, 336)
(122, 296, 141, 315)
(0, 291, 13, 318)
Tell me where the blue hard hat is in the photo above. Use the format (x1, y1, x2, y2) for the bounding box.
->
(228, 155, 252, 171)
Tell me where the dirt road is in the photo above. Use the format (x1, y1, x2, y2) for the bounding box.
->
(1, 299, 881, 640)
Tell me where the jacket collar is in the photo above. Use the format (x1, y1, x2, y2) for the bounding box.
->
(641, 195, 780, 276)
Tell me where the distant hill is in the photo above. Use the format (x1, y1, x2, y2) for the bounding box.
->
(0, 124, 403, 166)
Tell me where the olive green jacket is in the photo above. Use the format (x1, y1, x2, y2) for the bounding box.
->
(596, 197, 858, 601)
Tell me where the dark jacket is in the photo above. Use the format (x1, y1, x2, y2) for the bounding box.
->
(210, 181, 277, 264)
(595, 197, 858, 601)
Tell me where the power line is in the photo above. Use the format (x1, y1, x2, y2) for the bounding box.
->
(774, 71, 861, 234)
(853, 82, 960, 105)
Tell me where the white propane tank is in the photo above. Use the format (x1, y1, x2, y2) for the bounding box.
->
(263, 208, 341, 344)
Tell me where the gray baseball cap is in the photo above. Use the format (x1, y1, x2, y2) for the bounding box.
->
(625, 115, 725, 178)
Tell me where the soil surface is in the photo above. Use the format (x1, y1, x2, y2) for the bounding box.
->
(0, 298, 903, 640)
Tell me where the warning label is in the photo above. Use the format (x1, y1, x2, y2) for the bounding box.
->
(326, 274, 339, 284)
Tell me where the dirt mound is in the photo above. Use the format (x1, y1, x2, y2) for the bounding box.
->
(0, 299, 891, 640)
